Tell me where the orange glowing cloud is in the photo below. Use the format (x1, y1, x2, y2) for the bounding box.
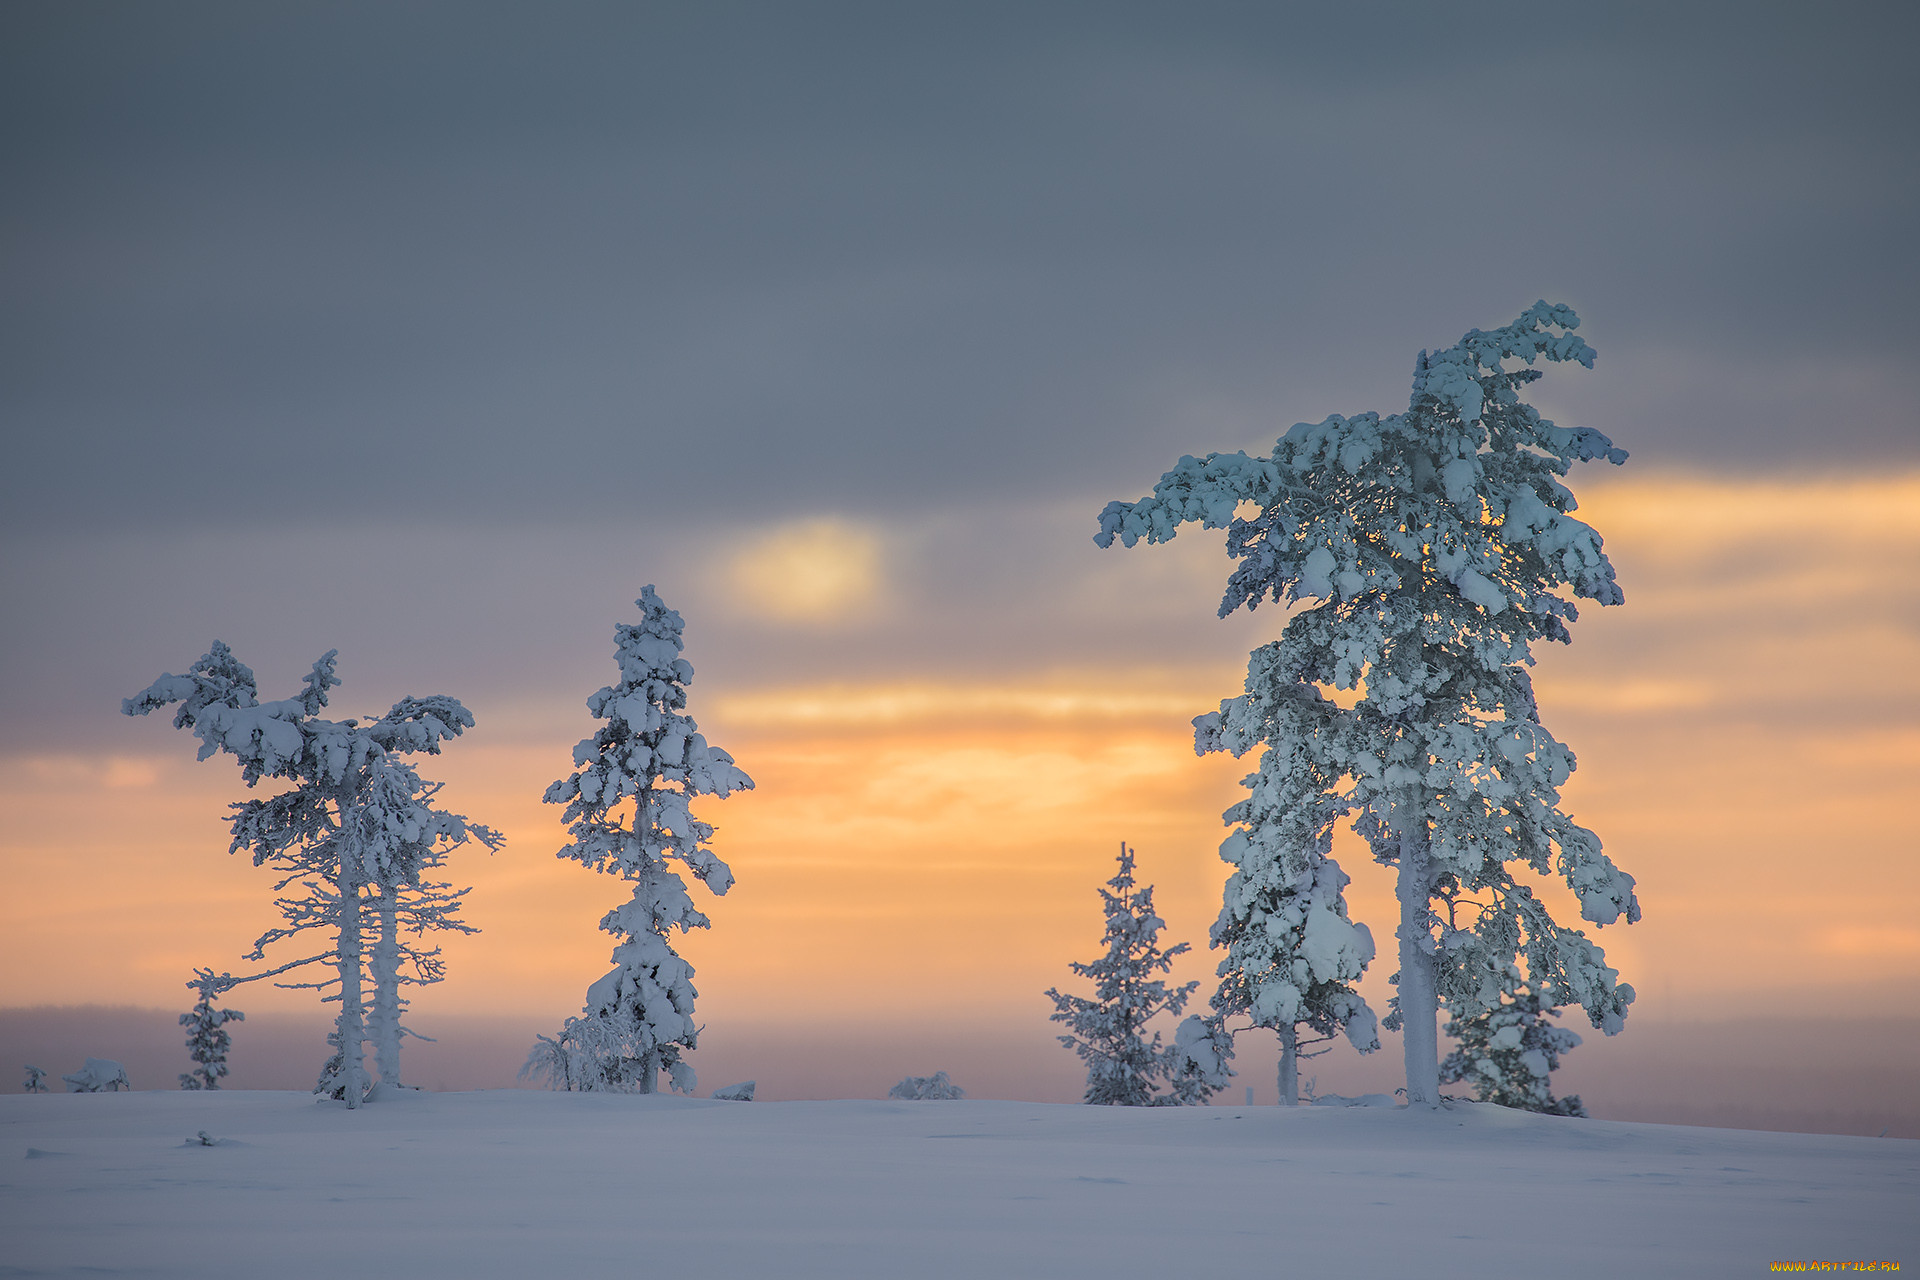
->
(2, 471, 1916, 1040)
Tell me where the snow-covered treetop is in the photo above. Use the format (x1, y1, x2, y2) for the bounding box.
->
(1096, 302, 1627, 639)
(123, 644, 476, 789)
(544, 586, 753, 917)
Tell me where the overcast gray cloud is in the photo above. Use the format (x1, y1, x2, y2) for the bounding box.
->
(4, 1, 1916, 536)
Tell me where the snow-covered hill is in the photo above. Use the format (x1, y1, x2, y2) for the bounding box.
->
(3, 1090, 1913, 1278)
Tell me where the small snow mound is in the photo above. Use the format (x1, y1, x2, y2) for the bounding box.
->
(889, 1072, 966, 1100)
(61, 1058, 130, 1093)
(1309, 1093, 1398, 1108)
(711, 1081, 756, 1102)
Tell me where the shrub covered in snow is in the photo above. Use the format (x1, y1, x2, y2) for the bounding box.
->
(888, 1072, 966, 1100)
(63, 1058, 130, 1092)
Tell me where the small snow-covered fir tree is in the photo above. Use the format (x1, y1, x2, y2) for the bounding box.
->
(179, 970, 245, 1090)
(1098, 303, 1640, 1105)
(525, 586, 753, 1094)
(23, 1065, 48, 1093)
(125, 644, 491, 1108)
(1440, 972, 1587, 1116)
(1208, 817, 1379, 1106)
(1047, 843, 1219, 1105)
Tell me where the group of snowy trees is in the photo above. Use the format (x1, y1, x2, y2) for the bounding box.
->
(123, 587, 750, 1104)
(124, 302, 1634, 1116)
(1068, 302, 1640, 1111)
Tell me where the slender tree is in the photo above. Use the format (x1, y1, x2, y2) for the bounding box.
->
(179, 969, 245, 1090)
(1047, 843, 1224, 1105)
(525, 586, 753, 1094)
(23, 1065, 48, 1093)
(1208, 818, 1379, 1105)
(125, 644, 488, 1108)
(1098, 303, 1640, 1104)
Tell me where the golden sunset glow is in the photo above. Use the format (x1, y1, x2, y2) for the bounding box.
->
(721, 517, 887, 625)
(3, 472, 1917, 1046)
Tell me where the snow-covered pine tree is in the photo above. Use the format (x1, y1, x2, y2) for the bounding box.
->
(1440, 971, 1588, 1116)
(1046, 843, 1211, 1105)
(1209, 817, 1379, 1106)
(525, 586, 753, 1094)
(178, 969, 245, 1090)
(1098, 303, 1640, 1105)
(23, 1065, 48, 1093)
(125, 645, 488, 1108)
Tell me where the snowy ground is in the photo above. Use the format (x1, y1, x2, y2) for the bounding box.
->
(3, 1091, 1914, 1279)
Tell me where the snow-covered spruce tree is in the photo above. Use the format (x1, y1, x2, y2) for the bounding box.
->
(125, 645, 487, 1108)
(23, 1065, 48, 1093)
(1208, 818, 1379, 1106)
(1046, 843, 1217, 1105)
(525, 586, 753, 1094)
(1440, 971, 1587, 1116)
(1097, 303, 1640, 1105)
(179, 969, 245, 1090)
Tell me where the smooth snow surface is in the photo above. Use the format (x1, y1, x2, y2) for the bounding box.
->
(3, 1091, 1913, 1278)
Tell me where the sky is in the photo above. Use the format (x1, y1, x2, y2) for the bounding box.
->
(3, 2, 1917, 1107)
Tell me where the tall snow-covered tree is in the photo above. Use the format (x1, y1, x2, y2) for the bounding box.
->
(1208, 818, 1379, 1106)
(125, 644, 490, 1108)
(1440, 972, 1588, 1116)
(1098, 303, 1640, 1105)
(525, 586, 753, 1094)
(179, 969, 245, 1090)
(1047, 843, 1221, 1105)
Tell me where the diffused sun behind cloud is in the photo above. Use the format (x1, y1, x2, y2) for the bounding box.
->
(725, 517, 886, 624)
